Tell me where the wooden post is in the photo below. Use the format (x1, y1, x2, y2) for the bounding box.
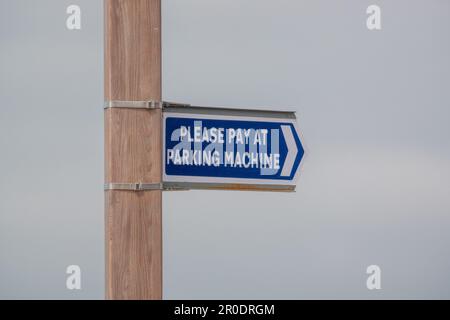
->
(104, 0, 162, 300)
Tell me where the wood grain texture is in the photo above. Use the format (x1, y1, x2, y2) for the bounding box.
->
(104, 0, 162, 300)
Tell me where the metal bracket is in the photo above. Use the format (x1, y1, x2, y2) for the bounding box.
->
(104, 100, 191, 110)
(104, 182, 189, 191)
(104, 182, 163, 191)
(104, 101, 164, 110)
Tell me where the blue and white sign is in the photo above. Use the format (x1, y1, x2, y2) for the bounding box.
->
(163, 108, 304, 191)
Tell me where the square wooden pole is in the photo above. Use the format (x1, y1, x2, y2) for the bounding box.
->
(104, 0, 162, 300)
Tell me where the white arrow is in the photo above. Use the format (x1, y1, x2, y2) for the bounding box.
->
(280, 125, 298, 177)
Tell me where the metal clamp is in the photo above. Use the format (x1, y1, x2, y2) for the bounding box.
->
(104, 182, 163, 191)
(104, 101, 164, 110)
(104, 100, 191, 110)
(104, 182, 189, 191)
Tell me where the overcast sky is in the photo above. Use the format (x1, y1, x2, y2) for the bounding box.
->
(1, 0, 450, 299)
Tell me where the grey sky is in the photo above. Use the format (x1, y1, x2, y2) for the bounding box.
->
(1, 0, 449, 299)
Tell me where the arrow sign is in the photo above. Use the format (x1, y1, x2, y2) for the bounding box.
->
(163, 105, 304, 191)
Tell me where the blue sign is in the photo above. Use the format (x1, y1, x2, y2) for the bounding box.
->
(163, 110, 304, 190)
